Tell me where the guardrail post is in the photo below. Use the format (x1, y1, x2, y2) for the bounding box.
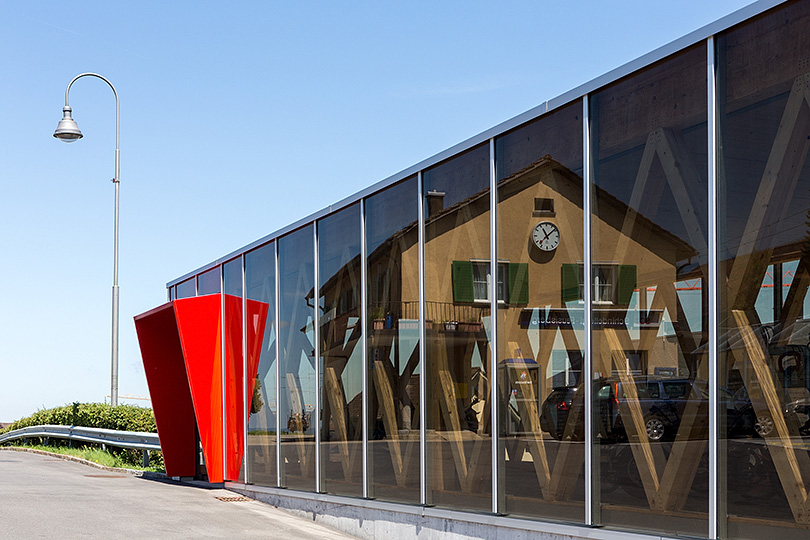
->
(142, 449, 150, 468)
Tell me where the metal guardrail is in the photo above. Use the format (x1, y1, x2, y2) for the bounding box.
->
(0, 425, 160, 467)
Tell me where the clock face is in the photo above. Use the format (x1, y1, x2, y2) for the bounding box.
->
(532, 221, 560, 251)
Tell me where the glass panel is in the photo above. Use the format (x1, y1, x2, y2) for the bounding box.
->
(318, 204, 363, 497)
(718, 2, 810, 537)
(366, 176, 421, 503)
(278, 226, 316, 491)
(197, 267, 221, 295)
(245, 243, 278, 487)
(495, 100, 584, 521)
(175, 278, 196, 299)
(223, 258, 246, 482)
(591, 44, 708, 535)
(424, 144, 492, 510)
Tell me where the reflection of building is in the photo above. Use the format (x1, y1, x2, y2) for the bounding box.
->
(136, 2, 810, 539)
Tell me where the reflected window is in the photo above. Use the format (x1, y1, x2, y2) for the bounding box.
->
(471, 262, 506, 302)
(452, 260, 526, 304)
(561, 263, 636, 305)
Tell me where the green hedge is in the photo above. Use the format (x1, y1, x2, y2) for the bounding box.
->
(1, 402, 156, 434)
(1, 403, 164, 471)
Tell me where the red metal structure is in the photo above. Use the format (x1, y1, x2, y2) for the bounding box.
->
(134, 295, 268, 482)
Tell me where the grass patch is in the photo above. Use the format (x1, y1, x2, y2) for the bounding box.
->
(6, 441, 165, 473)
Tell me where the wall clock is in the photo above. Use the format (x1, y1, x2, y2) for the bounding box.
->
(532, 221, 560, 252)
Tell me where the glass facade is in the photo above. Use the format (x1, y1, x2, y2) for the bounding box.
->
(223, 257, 245, 482)
(591, 42, 709, 536)
(495, 100, 585, 521)
(175, 277, 196, 299)
(163, 2, 810, 537)
(318, 204, 363, 497)
(197, 266, 221, 295)
(245, 242, 278, 487)
(366, 177, 421, 503)
(718, 3, 810, 538)
(423, 144, 492, 511)
(278, 225, 316, 491)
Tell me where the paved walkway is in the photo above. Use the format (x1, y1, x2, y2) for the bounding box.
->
(0, 449, 358, 540)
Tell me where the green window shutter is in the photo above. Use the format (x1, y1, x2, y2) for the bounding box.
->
(617, 265, 637, 305)
(508, 263, 529, 304)
(561, 264, 579, 303)
(452, 260, 474, 303)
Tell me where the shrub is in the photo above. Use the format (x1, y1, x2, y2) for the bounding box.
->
(3, 402, 157, 433)
(1, 402, 164, 471)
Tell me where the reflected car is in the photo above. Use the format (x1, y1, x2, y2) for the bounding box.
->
(606, 378, 757, 441)
(540, 377, 756, 442)
(539, 385, 580, 440)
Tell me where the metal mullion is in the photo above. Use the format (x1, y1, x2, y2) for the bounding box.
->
(242, 255, 249, 484)
(361, 199, 370, 499)
(489, 138, 501, 514)
(275, 242, 282, 488)
(221, 266, 227, 482)
(418, 170, 427, 506)
(583, 94, 597, 526)
(314, 223, 322, 493)
(707, 34, 722, 540)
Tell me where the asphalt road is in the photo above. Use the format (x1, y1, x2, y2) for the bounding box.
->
(0, 449, 358, 540)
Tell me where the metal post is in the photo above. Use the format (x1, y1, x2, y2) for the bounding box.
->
(242, 255, 249, 484)
(360, 199, 370, 498)
(418, 170, 428, 506)
(314, 223, 322, 493)
(583, 94, 598, 525)
(489, 138, 502, 514)
(275, 242, 282, 488)
(707, 34, 723, 540)
(60, 73, 120, 407)
(221, 266, 227, 481)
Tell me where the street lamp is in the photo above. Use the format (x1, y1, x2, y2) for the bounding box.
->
(53, 72, 121, 407)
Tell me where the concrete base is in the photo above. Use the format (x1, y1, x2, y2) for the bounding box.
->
(228, 483, 671, 540)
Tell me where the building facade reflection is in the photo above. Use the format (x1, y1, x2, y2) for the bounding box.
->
(159, 2, 810, 538)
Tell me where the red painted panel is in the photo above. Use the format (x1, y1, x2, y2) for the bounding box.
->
(133, 303, 197, 477)
(137, 295, 269, 483)
(174, 295, 224, 484)
(223, 293, 243, 480)
(223, 296, 269, 480)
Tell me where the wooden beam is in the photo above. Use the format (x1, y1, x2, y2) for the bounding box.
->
(602, 328, 666, 509)
(731, 309, 810, 523)
(324, 367, 354, 481)
(372, 360, 406, 486)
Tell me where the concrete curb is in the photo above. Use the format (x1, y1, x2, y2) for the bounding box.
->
(0, 445, 167, 480)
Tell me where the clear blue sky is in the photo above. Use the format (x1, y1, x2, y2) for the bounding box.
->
(0, 0, 757, 422)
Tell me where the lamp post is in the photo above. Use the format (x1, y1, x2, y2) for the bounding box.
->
(53, 72, 120, 407)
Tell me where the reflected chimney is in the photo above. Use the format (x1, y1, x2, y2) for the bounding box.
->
(426, 190, 446, 217)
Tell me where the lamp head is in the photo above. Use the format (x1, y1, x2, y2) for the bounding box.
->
(53, 105, 83, 142)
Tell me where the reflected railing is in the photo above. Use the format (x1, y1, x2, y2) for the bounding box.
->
(370, 301, 488, 327)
